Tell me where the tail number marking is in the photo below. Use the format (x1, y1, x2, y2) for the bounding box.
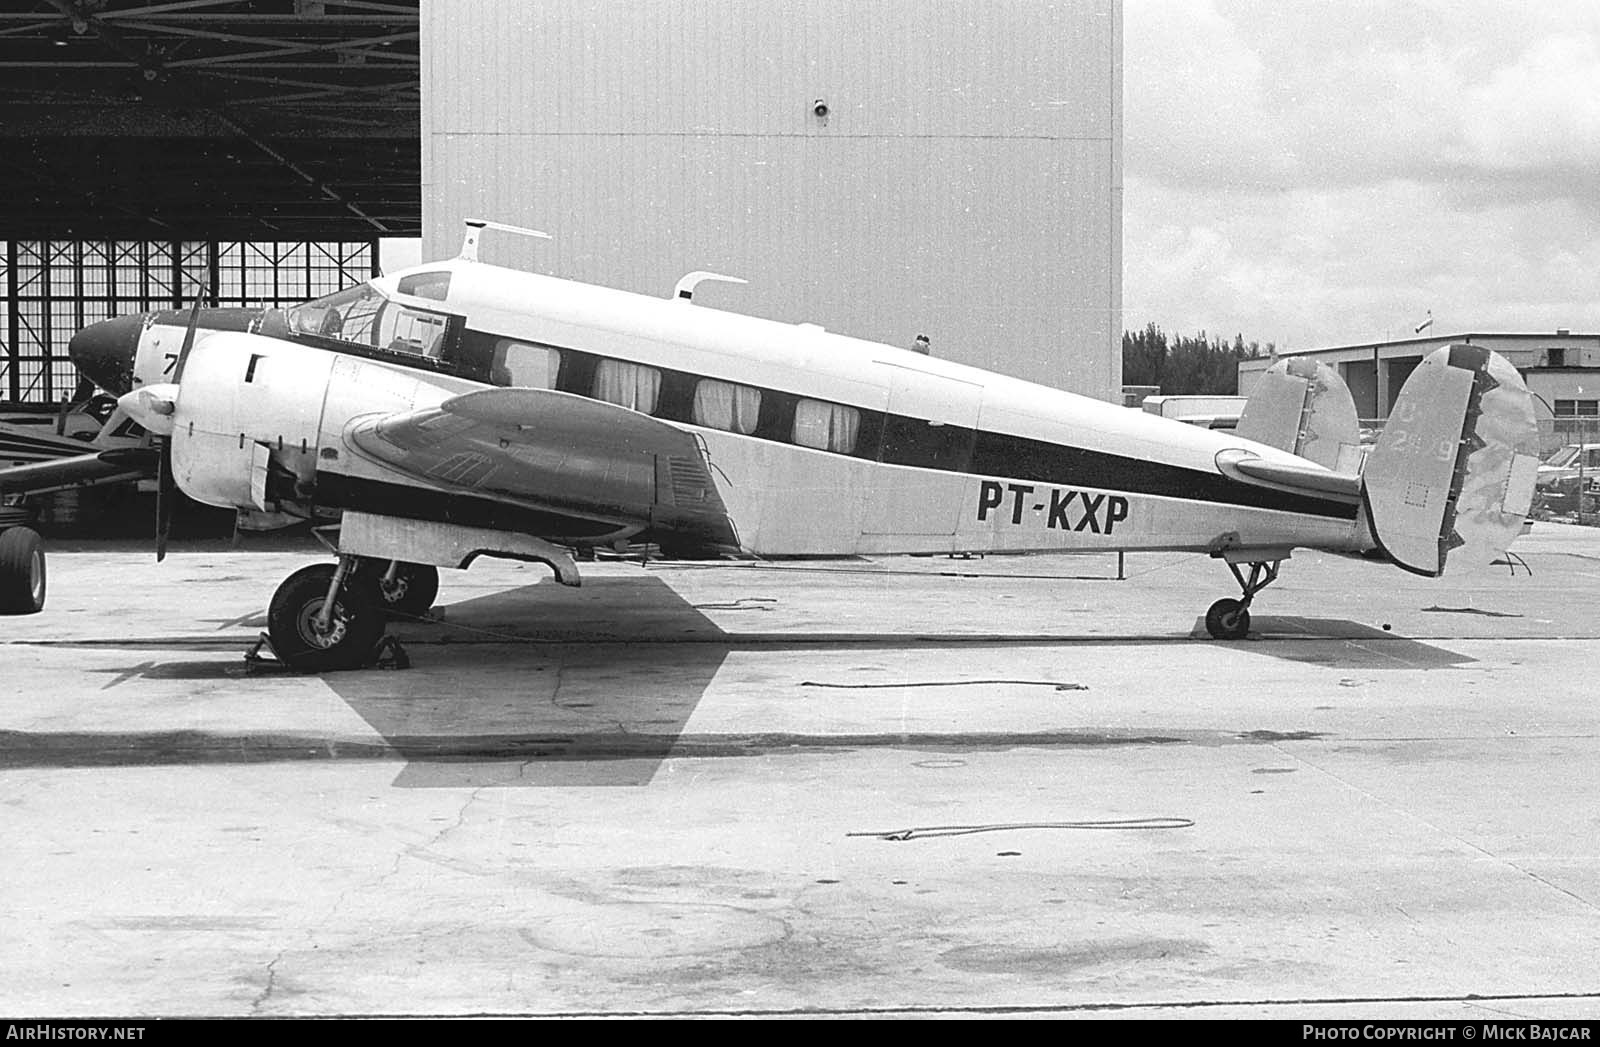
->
(977, 480, 1129, 534)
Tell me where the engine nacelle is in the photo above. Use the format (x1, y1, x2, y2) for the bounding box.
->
(167, 332, 336, 511)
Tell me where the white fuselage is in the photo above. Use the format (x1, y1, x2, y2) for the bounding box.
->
(128, 259, 1367, 559)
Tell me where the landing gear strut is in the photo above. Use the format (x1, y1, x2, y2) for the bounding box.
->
(353, 557, 439, 619)
(1205, 559, 1281, 640)
(266, 556, 386, 671)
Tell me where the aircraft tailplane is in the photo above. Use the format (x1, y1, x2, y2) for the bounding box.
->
(1360, 345, 1539, 577)
(1236, 356, 1364, 473)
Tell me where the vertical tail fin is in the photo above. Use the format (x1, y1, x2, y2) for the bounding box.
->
(1236, 357, 1364, 472)
(1360, 345, 1539, 576)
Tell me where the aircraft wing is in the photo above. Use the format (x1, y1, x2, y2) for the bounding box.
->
(344, 386, 740, 554)
(0, 447, 160, 497)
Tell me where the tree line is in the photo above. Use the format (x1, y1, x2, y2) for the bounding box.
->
(1122, 324, 1272, 395)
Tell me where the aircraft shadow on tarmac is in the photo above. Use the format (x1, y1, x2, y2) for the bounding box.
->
(14, 580, 1472, 788)
(337, 587, 1476, 785)
(1206, 616, 1476, 670)
(326, 575, 735, 788)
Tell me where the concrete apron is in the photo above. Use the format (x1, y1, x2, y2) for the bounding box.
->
(2, 525, 1598, 1017)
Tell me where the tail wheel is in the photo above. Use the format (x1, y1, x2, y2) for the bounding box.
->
(1205, 598, 1250, 640)
(267, 563, 385, 671)
(354, 558, 439, 618)
(0, 526, 45, 615)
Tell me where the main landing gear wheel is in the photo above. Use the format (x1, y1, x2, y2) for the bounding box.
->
(1205, 598, 1250, 640)
(355, 558, 439, 618)
(1203, 558, 1282, 641)
(267, 561, 385, 671)
(0, 526, 45, 615)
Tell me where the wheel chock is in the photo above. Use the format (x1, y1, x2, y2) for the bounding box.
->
(369, 634, 410, 670)
(243, 631, 410, 671)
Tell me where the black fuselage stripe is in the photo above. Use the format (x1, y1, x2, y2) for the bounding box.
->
(237, 308, 1357, 523)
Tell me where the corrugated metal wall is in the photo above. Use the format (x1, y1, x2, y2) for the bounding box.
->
(422, 0, 1121, 399)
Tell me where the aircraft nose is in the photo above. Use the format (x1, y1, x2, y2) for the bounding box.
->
(69, 313, 145, 395)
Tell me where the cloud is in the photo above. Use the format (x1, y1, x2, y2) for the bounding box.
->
(1124, 178, 1600, 348)
(1127, 0, 1600, 201)
(1124, 1, 1600, 346)
(1460, 33, 1600, 174)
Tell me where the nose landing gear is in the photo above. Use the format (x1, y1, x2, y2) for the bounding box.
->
(1204, 557, 1283, 640)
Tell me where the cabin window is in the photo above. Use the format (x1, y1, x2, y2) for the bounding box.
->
(594, 359, 661, 414)
(793, 399, 860, 453)
(492, 340, 560, 388)
(397, 271, 452, 302)
(376, 305, 450, 357)
(692, 380, 761, 434)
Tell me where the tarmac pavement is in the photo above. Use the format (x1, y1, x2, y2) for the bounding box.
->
(2, 524, 1598, 1017)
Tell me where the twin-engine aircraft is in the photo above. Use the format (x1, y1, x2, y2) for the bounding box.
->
(48, 219, 1538, 669)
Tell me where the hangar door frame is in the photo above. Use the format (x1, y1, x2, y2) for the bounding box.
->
(0, 240, 377, 405)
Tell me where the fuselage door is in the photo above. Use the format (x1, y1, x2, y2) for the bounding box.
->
(864, 365, 983, 537)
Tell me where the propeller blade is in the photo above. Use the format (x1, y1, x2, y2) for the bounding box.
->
(155, 437, 175, 563)
(171, 285, 205, 384)
(156, 285, 201, 562)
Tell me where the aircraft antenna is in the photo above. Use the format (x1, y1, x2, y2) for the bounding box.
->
(673, 271, 747, 302)
(460, 218, 553, 262)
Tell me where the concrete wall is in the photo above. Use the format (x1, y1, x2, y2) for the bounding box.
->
(421, 0, 1122, 399)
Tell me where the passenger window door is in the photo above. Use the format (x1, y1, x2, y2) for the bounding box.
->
(376, 304, 452, 357)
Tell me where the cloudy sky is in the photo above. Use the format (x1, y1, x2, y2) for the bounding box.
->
(1124, 0, 1600, 350)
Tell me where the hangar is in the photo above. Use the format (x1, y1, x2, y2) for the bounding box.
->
(2, 1, 1122, 413)
(0, 0, 1125, 560)
(0, 0, 418, 406)
(421, 2, 1123, 400)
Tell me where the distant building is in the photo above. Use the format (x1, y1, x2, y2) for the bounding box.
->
(1238, 331, 1600, 451)
(1121, 384, 1160, 409)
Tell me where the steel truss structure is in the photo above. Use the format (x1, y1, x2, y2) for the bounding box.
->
(1, 238, 375, 404)
(0, 2, 419, 239)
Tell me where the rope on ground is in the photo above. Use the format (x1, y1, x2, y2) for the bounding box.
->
(801, 679, 1086, 691)
(848, 817, 1194, 841)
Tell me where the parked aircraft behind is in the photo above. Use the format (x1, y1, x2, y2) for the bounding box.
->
(41, 219, 1539, 670)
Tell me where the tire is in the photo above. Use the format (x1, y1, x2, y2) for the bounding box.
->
(0, 527, 45, 615)
(267, 563, 385, 671)
(354, 558, 439, 618)
(1205, 597, 1250, 640)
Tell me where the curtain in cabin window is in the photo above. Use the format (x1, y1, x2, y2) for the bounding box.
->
(793, 399, 860, 453)
(593, 359, 662, 414)
(693, 380, 762, 434)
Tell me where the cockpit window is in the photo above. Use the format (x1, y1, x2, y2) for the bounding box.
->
(285, 284, 384, 341)
(283, 282, 452, 359)
(397, 271, 452, 301)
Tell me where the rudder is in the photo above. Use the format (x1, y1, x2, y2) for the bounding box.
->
(1236, 356, 1364, 473)
(1361, 345, 1539, 576)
